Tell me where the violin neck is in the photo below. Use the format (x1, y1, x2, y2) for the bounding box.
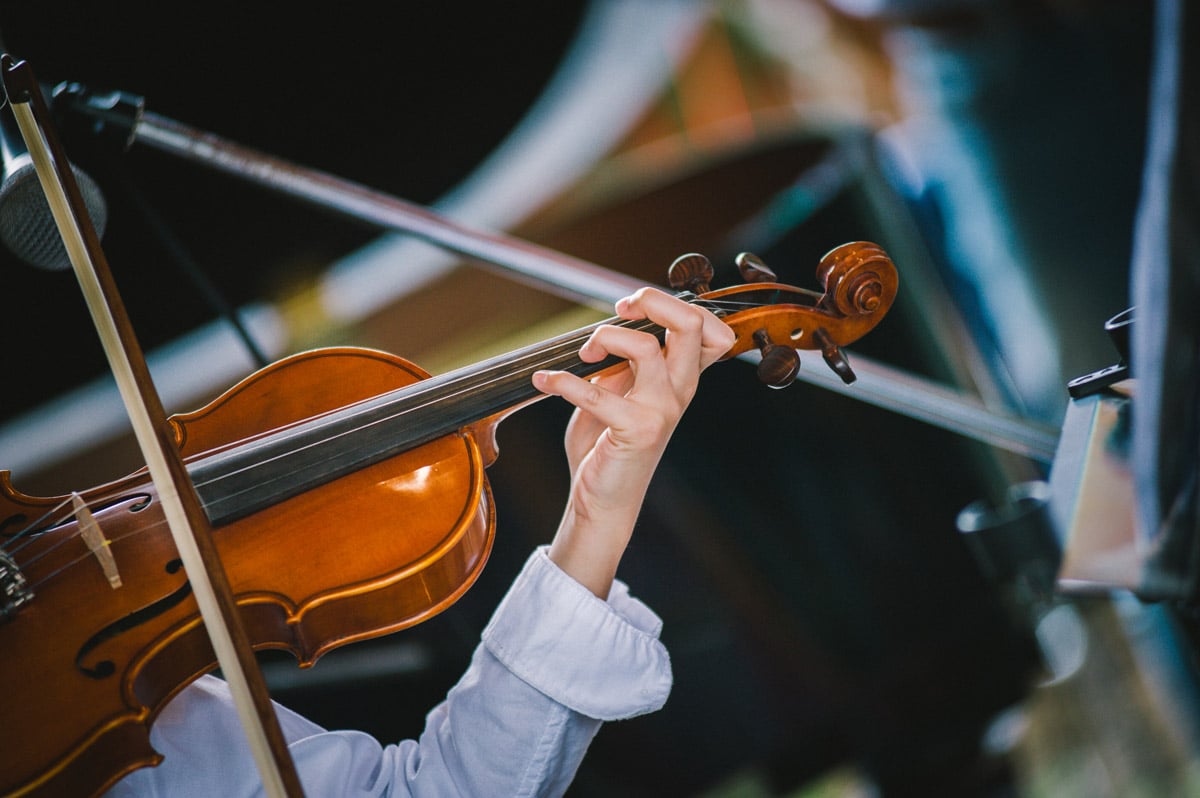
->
(188, 315, 663, 526)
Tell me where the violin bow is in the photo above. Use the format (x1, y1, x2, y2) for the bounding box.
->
(0, 56, 305, 798)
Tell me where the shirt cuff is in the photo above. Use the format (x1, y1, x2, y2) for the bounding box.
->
(481, 546, 672, 721)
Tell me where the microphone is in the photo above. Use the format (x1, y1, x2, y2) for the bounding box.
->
(0, 85, 108, 271)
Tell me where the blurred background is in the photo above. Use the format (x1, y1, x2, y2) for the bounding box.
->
(1, 0, 1197, 795)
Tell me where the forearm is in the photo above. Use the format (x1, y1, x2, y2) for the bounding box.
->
(547, 495, 644, 599)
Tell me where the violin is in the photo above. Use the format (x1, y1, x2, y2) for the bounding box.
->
(0, 242, 896, 797)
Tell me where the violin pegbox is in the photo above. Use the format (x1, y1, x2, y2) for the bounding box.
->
(670, 242, 898, 389)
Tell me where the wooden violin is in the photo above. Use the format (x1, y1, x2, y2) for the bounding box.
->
(0, 242, 896, 797)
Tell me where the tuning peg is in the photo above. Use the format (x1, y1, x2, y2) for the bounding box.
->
(668, 253, 713, 294)
(813, 328, 856, 384)
(752, 329, 800, 388)
(734, 252, 777, 283)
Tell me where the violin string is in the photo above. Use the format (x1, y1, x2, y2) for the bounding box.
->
(186, 317, 631, 491)
(187, 297, 775, 495)
(12, 311, 643, 586)
(17, 298, 789, 599)
(24, 515, 173, 593)
(16, 510, 101, 570)
(8, 493, 159, 569)
(186, 345, 592, 490)
(286, 299, 764, 448)
(1, 488, 173, 596)
(200, 296, 770, 473)
(195, 314, 628, 461)
(13, 315, 625, 587)
(187, 307, 713, 493)
(333, 297, 782, 426)
(187, 296, 774, 492)
(12, 317, 610, 577)
(12, 295, 779, 591)
(1, 494, 77, 556)
(17, 315, 673, 588)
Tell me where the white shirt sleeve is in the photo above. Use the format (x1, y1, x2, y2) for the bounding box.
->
(103, 547, 672, 797)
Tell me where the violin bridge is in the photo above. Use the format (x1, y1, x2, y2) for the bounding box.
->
(73, 493, 122, 589)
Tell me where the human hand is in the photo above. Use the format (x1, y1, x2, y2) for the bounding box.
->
(531, 288, 735, 597)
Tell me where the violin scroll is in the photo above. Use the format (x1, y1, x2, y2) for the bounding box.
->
(816, 241, 894, 317)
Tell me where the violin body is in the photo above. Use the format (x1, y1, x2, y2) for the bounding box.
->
(0, 348, 495, 797)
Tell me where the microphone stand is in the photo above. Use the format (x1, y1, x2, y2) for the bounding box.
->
(55, 83, 1060, 464)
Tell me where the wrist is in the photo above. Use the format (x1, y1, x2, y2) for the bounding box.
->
(547, 501, 638, 598)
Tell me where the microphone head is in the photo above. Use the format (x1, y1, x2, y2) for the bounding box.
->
(0, 158, 109, 271)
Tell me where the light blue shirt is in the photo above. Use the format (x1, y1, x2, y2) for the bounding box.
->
(104, 547, 672, 797)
